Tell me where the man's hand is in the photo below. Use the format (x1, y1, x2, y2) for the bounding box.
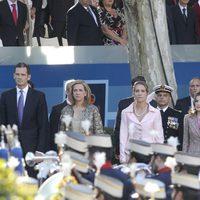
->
(30, 7, 36, 19)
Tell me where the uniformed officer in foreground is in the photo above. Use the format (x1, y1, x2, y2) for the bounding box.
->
(154, 85, 183, 150)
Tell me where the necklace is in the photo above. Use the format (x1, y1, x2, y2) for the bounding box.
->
(133, 105, 148, 117)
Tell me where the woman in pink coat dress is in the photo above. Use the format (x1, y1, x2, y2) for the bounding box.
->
(120, 81, 164, 164)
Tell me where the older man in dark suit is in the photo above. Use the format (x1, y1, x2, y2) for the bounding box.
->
(171, 0, 198, 44)
(49, 79, 75, 151)
(66, 0, 103, 45)
(175, 77, 200, 116)
(0, 0, 27, 46)
(0, 63, 49, 177)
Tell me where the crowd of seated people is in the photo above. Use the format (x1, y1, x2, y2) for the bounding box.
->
(1, 0, 200, 46)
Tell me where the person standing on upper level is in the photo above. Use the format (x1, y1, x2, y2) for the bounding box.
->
(171, 0, 198, 44)
(66, 0, 103, 45)
(0, 0, 27, 46)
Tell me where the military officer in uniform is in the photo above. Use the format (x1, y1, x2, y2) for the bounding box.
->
(154, 85, 183, 150)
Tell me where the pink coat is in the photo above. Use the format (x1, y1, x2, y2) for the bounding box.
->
(120, 103, 164, 163)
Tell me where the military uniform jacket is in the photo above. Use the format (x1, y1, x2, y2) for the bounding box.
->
(161, 107, 183, 150)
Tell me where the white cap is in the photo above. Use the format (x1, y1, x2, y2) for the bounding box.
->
(175, 152, 200, 166)
(151, 143, 177, 156)
(63, 183, 94, 200)
(66, 131, 88, 153)
(95, 174, 123, 198)
(172, 172, 200, 190)
(153, 84, 173, 94)
(66, 151, 89, 173)
(86, 134, 112, 148)
(135, 178, 166, 199)
(128, 139, 152, 156)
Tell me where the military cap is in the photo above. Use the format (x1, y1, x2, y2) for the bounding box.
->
(153, 84, 174, 94)
(128, 139, 152, 156)
(63, 183, 94, 200)
(134, 178, 166, 199)
(66, 150, 89, 173)
(172, 172, 200, 190)
(94, 174, 123, 198)
(175, 152, 200, 166)
(85, 134, 112, 148)
(151, 143, 177, 156)
(66, 131, 88, 153)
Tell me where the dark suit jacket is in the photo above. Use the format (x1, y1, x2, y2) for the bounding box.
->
(175, 96, 191, 116)
(49, 0, 74, 21)
(31, 0, 50, 38)
(0, 0, 27, 46)
(0, 88, 49, 155)
(193, 2, 200, 43)
(67, 2, 103, 45)
(113, 96, 157, 155)
(161, 107, 183, 150)
(32, 0, 49, 19)
(49, 100, 67, 150)
(166, 0, 177, 6)
(171, 5, 197, 44)
(48, 0, 74, 41)
(166, 5, 176, 44)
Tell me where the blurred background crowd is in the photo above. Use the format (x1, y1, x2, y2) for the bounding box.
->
(0, 0, 200, 46)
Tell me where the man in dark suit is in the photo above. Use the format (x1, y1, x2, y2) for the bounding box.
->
(113, 76, 157, 162)
(0, 0, 27, 46)
(49, 79, 75, 150)
(175, 77, 200, 116)
(171, 0, 197, 44)
(49, 0, 74, 46)
(166, 0, 177, 6)
(66, 0, 103, 45)
(154, 84, 183, 150)
(0, 63, 49, 177)
(166, 5, 176, 44)
(31, 0, 50, 45)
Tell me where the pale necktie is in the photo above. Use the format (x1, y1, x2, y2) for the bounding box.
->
(87, 7, 98, 26)
(182, 8, 187, 22)
(18, 90, 24, 126)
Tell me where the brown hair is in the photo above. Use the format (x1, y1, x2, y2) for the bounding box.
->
(133, 81, 149, 93)
(70, 80, 91, 106)
(15, 62, 30, 75)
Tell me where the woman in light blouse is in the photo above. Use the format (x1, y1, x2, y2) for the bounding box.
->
(120, 81, 164, 164)
(183, 92, 200, 154)
(60, 80, 104, 135)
